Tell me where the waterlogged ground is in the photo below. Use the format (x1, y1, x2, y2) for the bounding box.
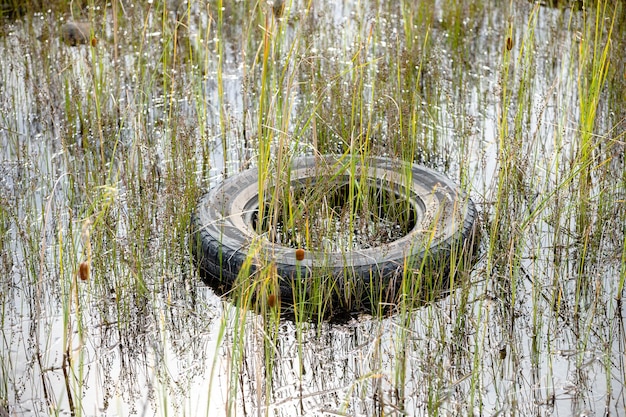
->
(1, 0, 625, 416)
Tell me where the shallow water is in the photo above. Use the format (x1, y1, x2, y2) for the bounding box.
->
(1, 0, 625, 416)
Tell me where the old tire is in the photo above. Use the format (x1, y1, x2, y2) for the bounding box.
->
(191, 155, 477, 316)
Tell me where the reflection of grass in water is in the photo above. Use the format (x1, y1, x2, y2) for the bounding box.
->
(0, 0, 625, 415)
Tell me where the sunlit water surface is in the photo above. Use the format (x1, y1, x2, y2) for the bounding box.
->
(1, 0, 625, 416)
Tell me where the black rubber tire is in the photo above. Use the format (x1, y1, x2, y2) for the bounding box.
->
(191, 155, 477, 315)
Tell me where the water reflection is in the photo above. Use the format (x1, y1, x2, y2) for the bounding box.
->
(0, 0, 624, 415)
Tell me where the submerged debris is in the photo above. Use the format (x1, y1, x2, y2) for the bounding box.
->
(61, 21, 94, 46)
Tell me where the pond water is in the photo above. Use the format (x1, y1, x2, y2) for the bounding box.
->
(1, 0, 625, 416)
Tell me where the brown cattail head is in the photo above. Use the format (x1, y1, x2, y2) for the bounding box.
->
(267, 294, 277, 308)
(506, 37, 513, 51)
(79, 261, 90, 281)
(295, 248, 305, 261)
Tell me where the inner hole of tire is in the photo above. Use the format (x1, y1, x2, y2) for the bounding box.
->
(252, 178, 417, 251)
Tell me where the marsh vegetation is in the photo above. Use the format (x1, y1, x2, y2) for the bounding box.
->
(0, 0, 625, 416)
